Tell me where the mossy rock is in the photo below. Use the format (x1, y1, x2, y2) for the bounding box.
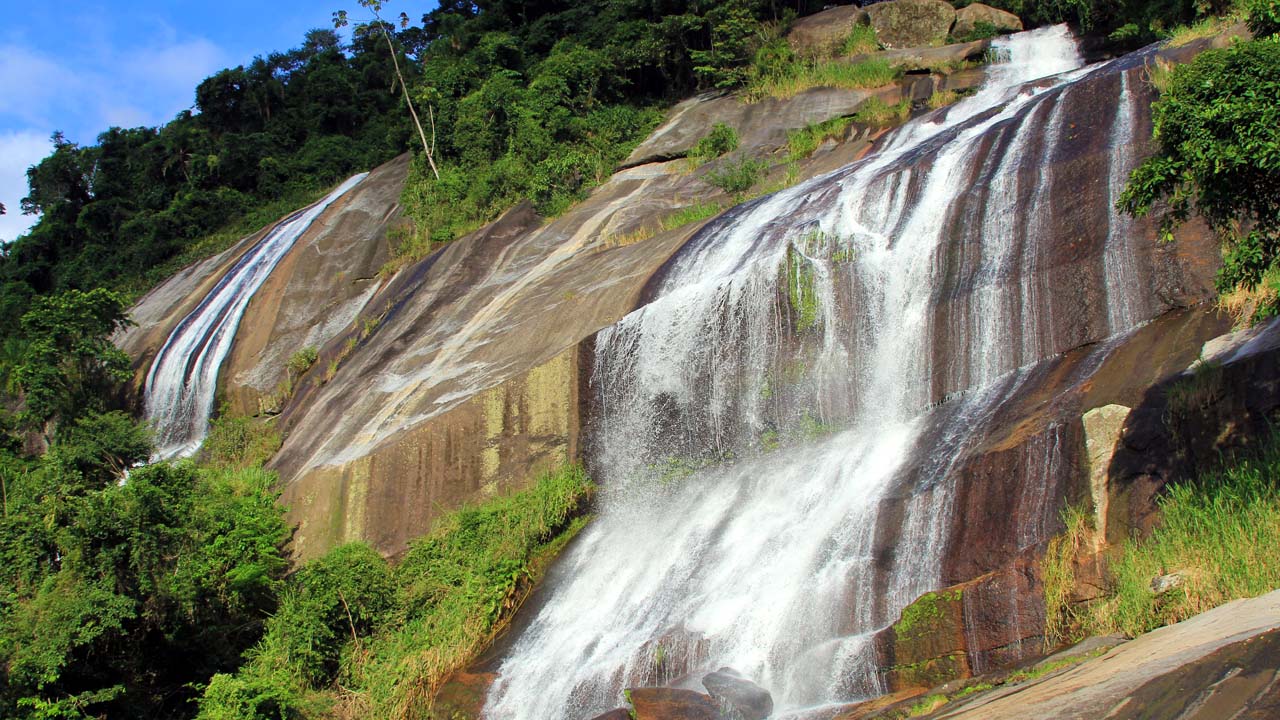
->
(866, 0, 957, 49)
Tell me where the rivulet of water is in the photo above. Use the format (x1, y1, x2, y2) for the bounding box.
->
(144, 173, 366, 460)
(485, 27, 1148, 720)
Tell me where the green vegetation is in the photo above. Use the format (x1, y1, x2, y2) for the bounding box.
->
(745, 57, 901, 101)
(894, 589, 963, 640)
(841, 24, 882, 56)
(1045, 429, 1280, 646)
(688, 122, 741, 165)
(0, 29, 414, 336)
(1120, 33, 1280, 315)
(0, 293, 293, 719)
(787, 116, 852, 160)
(198, 465, 594, 719)
(1042, 504, 1092, 648)
(1103, 445, 1280, 637)
(907, 694, 948, 717)
(287, 347, 320, 379)
(705, 157, 768, 197)
(854, 97, 912, 126)
(952, 20, 1003, 43)
(786, 246, 821, 333)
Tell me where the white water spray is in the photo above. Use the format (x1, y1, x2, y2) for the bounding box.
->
(488, 27, 1151, 719)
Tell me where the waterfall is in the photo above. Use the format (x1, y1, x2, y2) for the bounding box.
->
(143, 174, 367, 460)
(485, 27, 1150, 720)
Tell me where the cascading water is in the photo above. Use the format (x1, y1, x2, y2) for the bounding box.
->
(488, 27, 1151, 719)
(144, 174, 367, 460)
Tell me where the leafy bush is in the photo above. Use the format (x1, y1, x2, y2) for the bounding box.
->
(705, 157, 768, 196)
(198, 465, 595, 718)
(1120, 39, 1280, 302)
(689, 122, 741, 164)
(1246, 0, 1280, 37)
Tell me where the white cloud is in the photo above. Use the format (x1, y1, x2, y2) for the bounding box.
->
(0, 33, 229, 143)
(0, 129, 50, 244)
(0, 28, 231, 245)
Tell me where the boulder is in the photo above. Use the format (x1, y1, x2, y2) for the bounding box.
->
(865, 0, 957, 49)
(788, 5, 870, 57)
(628, 687, 722, 720)
(953, 3, 1023, 38)
(702, 667, 773, 720)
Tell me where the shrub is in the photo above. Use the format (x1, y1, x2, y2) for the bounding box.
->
(1246, 0, 1280, 38)
(688, 123, 741, 164)
(1120, 39, 1280, 296)
(286, 347, 319, 378)
(704, 157, 768, 196)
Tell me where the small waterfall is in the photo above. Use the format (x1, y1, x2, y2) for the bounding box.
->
(487, 27, 1155, 719)
(144, 174, 366, 460)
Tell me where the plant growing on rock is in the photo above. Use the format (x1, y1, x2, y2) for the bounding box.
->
(1120, 38, 1280, 310)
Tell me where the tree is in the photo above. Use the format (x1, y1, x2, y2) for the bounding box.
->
(13, 288, 133, 437)
(1120, 39, 1280, 300)
(334, 1, 441, 179)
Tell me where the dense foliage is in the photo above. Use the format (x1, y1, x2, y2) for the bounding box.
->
(0, 27, 414, 337)
(0, 290, 292, 719)
(197, 465, 594, 720)
(1120, 31, 1280, 310)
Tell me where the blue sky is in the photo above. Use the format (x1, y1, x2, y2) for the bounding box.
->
(0, 1, 432, 244)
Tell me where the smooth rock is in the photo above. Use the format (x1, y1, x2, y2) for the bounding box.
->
(929, 591, 1280, 718)
(702, 667, 773, 720)
(788, 5, 870, 57)
(866, 0, 957, 49)
(1082, 403, 1132, 548)
(628, 687, 722, 720)
(953, 3, 1023, 37)
(589, 710, 634, 720)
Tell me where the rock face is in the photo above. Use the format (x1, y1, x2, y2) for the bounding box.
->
(221, 154, 407, 416)
(953, 3, 1023, 38)
(701, 668, 773, 720)
(929, 591, 1280, 719)
(628, 687, 722, 720)
(787, 5, 870, 57)
(866, 0, 957, 49)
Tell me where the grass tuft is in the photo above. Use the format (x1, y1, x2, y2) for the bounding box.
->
(745, 58, 901, 102)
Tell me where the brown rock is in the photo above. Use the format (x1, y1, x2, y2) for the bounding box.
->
(788, 5, 871, 57)
(953, 3, 1023, 38)
(702, 667, 773, 720)
(432, 671, 496, 720)
(628, 687, 722, 720)
(589, 710, 634, 720)
(865, 0, 957, 49)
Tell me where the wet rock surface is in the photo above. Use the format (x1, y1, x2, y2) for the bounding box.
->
(701, 668, 773, 720)
(628, 687, 723, 720)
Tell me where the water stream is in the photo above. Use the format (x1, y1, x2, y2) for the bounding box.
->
(486, 27, 1148, 719)
(143, 173, 366, 460)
